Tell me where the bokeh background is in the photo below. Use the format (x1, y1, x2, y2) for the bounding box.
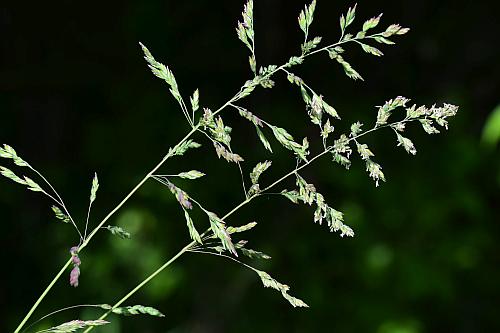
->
(1, 0, 499, 332)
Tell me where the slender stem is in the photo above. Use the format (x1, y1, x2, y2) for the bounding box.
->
(84, 203, 92, 240)
(189, 240, 221, 251)
(352, 39, 365, 47)
(80, 117, 415, 332)
(228, 103, 273, 129)
(180, 98, 192, 126)
(220, 196, 252, 221)
(306, 32, 386, 58)
(38, 190, 62, 207)
(229, 144, 248, 198)
(280, 66, 329, 148)
(84, 193, 94, 240)
(81, 240, 197, 333)
(212, 99, 237, 118)
(78, 126, 198, 252)
(150, 175, 171, 188)
(86, 34, 420, 327)
(306, 39, 349, 58)
(188, 197, 211, 215)
(150, 176, 211, 215)
(280, 68, 317, 96)
(14, 86, 244, 333)
(29, 166, 83, 241)
(189, 249, 256, 271)
(175, 92, 193, 127)
(196, 109, 248, 199)
(22, 304, 106, 333)
(82, 192, 259, 332)
(250, 8, 257, 76)
(12, 127, 198, 333)
(13, 258, 73, 333)
(261, 120, 416, 193)
(78, 176, 284, 332)
(82, 199, 258, 332)
(14, 33, 388, 332)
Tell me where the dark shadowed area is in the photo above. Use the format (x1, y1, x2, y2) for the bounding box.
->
(1, 0, 499, 332)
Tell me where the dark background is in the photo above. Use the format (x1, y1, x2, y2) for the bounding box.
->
(1, 0, 499, 332)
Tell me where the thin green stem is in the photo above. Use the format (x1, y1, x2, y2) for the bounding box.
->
(81, 193, 258, 332)
(29, 166, 83, 241)
(13, 258, 73, 333)
(14, 31, 396, 332)
(228, 103, 273, 129)
(14, 85, 247, 333)
(84, 196, 94, 240)
(150, 175, 171, 188)
(22, 304, 106, 333)
(181, 98, 193, 127)
(13, 127, 198, 333)
(196, 129, 248, 197)
(229, 144, 248, 199)
(189, 249, 256, 271)
(150, 176, 212, 215)
(81, 240, 197, 333)
(174, 91, 193, 127)
(306, 33, 385, 58)
(261, 119, 417, 193)
(280, 68, 314, 93)
(80, 117, 416, 332)
(79, 126, 199, 252)
(306, 39, 349, 58)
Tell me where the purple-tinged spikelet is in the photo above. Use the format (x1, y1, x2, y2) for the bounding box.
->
(69, 266, 80, 287)
(69, 245, 81, 287)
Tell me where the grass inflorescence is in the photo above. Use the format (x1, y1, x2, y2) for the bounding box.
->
(2, 1, 458, 332)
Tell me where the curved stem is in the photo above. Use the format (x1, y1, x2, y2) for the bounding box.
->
(14, 31, 394, 332)
(189, 249, 257, 271)
(81, 240, 197, 333)
(12, 127, 198, 333)
(195, 129, 248, 198)
(230, 145, 248, 199)
(78, 126, 199, 252)
(22, 304, 106, 333)
(14, 258, 73, 333)
(14, 87, 244, 333)
(29, 166, 83, 241)
(79, 145, 333, 332)
(81, 190, 259, 332)
(84, 199, 93, 240)
(80, 116, 416, 332)
(262, 119, 418, 193)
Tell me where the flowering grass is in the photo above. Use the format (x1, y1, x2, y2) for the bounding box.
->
(1, 1, 458, 332)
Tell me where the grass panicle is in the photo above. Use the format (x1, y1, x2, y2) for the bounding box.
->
(4, 2, 458, 332)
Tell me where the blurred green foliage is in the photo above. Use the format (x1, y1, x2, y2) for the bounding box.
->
(482, 104, 500, 148)
(1, 0, 498, 332)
